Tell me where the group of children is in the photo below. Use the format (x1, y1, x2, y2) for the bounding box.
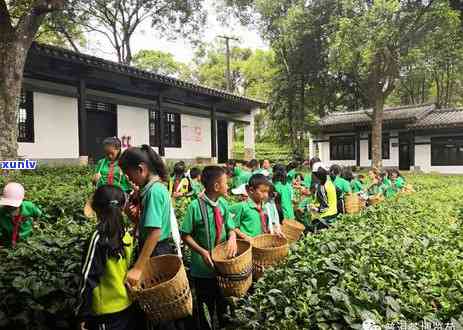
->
(0, 135, 408, 330)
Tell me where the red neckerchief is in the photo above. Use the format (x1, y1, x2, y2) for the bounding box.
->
(108, 160, 115, 185)
(212, 206, 224, 246)
(11, 213, 23, 248)
(256, 205, 269, 234)
(173, 178, 181, 193)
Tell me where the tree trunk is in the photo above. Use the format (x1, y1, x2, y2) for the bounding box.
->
(0, 0, 63, 160)
(371, 96, 384, 170)
(0, 37, 28, 160)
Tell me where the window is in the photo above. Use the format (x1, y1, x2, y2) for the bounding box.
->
(431, 136, 463, 166)
(368, 133, 390, 160)
(85, 100, 116, 113)
(330, 135, 355, 160)
(17, 90, 34, 143)
(149, 109, 181, 148)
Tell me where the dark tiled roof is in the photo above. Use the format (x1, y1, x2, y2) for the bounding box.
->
(30, 43, 266, 108)
(319, 104, 434, 127)
(409, 108, 463, 129)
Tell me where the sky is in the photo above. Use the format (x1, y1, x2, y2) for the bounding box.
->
(85, 0, 268, 64)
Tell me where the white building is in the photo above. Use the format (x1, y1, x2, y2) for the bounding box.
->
(315, 104, 463, 174)
(18, 43, 265, 164)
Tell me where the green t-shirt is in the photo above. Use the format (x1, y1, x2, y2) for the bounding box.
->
(395, 176, 405, 189)
(190, 180, 204, 198)
(139, 180, 172, 243)
(230, 199, 268, 238)
(180, 197, 235, 278)
(0, 201, 41, 245)
(287, 169, 297, 183)
(334, 176, 352, 197)
(303, 174, 312, 188)
(382, 178, 396, 198)
(367, 183, 384, 196)
(274, 181, 295, 220)
(233, 167, 252, 188)
(351, 179, 364, 193)
(95, 158, 131, 192)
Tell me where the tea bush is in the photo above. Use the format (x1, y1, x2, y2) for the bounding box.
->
(236, 174, 463, 329)
(2, 168, 462, 330)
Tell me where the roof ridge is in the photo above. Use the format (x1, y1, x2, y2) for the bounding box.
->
(31, 42, 267, 106)
(431, 107, 462, 113)
(383, 103, 434, 111)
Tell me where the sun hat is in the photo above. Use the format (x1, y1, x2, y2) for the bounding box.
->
(231, 184, 248, 196)
(0, 182, 25, 207)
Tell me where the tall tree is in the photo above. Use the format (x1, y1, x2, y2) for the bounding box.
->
(72, 0, 206, 64)
(132, 49, 192, 79)
(192, 42, 276, 141)
(328, 0, 449, 168)
(0, 0, 65, 159)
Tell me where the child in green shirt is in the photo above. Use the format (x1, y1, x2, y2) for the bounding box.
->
(119, 145, 177, 286)
(329, 164, 352, 214)
(351, 174, 365, 193)
(93, 137, 131, 193)
(260, 159, 273, 178)
(390, 169, 405, 190)
(181, 166, 237, 330)
(273, 164, 295, 220)
(229, 161, 252, 189)
(188, 167, 204, 199)
(231, 174, 283, 241)
(286, 161, 299, 184)
(76, 185, 142, 330)
(0, 182, 41, 247)
(169, 161, 191, 198)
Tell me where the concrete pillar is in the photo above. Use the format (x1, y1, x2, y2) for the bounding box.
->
(244, 112, 255, 160)
(307, 133, 313, 160)
(228, 122, 234, 160)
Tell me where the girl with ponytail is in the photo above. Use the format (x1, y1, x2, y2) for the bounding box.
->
(118, 145, 171, 285)
(118, 145, 188, 329)
(76, 185, 142, 330)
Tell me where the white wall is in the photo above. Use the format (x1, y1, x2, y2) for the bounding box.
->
(414, 134, 463, 174)
(359, 130, 399, 167)
(163, 114, 211, 159)
(117, 105, 149, 147)
(317, 139, 356, 167)
(18, 92, 79, 159)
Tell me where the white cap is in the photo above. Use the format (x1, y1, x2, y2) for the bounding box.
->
(312, 162, 328, 172)
(231, 184, 248, 196)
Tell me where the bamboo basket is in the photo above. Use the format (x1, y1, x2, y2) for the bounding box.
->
(128, 255, 192, 321)
(401, 184, 415, 194)
(344, 194, 361, 214)
(281, 219, 305, 243)
(212, 239, 252, 297)
(251, 234, 289, 280)
(359, 197, 367, 210)
(369, 194, 384, 206)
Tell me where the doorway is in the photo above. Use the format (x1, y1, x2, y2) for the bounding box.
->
(399, 132, 411, 171)
(86, 101, 117, 163)
(217, 120, 229, 164)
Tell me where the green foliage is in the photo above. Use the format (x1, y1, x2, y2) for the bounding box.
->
(233, 141, 292, 163)
(0, 166, 95, 330)
(132, 49, 192, 79)
(235, 174, 463, 329)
